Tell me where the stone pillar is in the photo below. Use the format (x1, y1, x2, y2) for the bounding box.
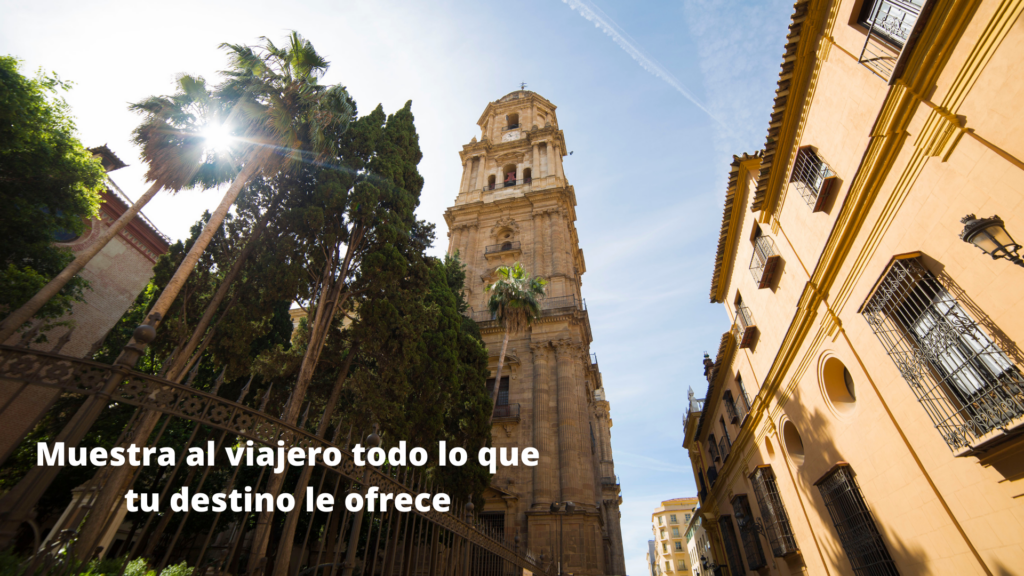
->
(533, 211, 547, 278)
(555, 340, 589, 507)
(546, 141, 556, 178)
(464, 224, 478, 278)
(458, 159, 470, 194)
(476, 157, 488, 191)
(548, 209, 565, 279)
(573, 351, 598, 506)
(450, 226, 464, 257)
(531, 343, 556, 509)
(532, 144, 540, 181)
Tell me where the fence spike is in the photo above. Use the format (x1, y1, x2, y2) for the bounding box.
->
(157, 345, 178, 377)
(259, 383, 274, 412)
(185, 361, 201, 387)
(237, 374, 255, 403)
(298, 402, 311, 428)
(211, 365, 228, 394)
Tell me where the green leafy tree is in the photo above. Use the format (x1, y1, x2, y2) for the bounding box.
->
(485, 262, 546, 420)
(0, 56, 106, 336)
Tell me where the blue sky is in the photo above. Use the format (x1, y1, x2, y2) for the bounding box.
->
(0, 0, 793, 572)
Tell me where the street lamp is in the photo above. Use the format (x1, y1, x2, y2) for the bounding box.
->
(733, 508, 767, 538)
(549, 501, 575, 576)
(699, 554, 719, 575)
(960, 214, 1024, 267)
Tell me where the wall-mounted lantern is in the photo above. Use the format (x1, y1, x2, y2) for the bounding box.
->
(960, 214, 1023, 268)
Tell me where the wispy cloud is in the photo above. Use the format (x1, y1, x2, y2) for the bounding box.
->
(559, 0, 726, 129)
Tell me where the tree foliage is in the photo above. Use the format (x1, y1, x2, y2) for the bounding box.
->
(0, 56, 106, 332)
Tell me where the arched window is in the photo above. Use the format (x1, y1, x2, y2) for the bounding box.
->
(502, 164, 517, 187)
(523, 167, 532, 184)
(505, 113, 519, 130)
(487, 175, 496, 190)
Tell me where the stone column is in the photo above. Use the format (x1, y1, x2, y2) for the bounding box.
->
(546, 141, 555, 178)
(531, 343, 556, 509)
(533, 211, 547, 278)
(449, 226, 464, 257)
(554, 142, 565, 179)
(536, 142, 544, 179)
(555, 340, 589, 506)
(573, 350, 598, 506)
(465, 224, 478, 278)
(458, 159, 470, 194)
(476, 156, 488, 191)
(548, 209, 563, 278)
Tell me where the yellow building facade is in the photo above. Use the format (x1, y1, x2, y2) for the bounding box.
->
(684, 0, 1024, 574)
(650, 498, 700, 575)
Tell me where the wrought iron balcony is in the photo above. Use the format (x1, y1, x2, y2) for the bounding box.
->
(735, 306, 758, 349)
(858, 0, 925, 80)
(590, 352, 598, 365)
(503, 179, 517, 188)
(540, 295, 585, 315)
(485, 183, 496, 191)
(502, 123, 520, 131)
(485, 241, 521, 255)
(707, 465, 719, 487)
(601, 476, 621, 487)
(492, 403, 520, 422)
(750, 236, 781, 289)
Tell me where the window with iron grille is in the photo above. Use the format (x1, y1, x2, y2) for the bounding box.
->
(856, 0, 925, 79)
(724, 391, 740, 424)
(731, 495, 767, 570)
(734, 295, 758, 349)
(707, 434, 720, 462)
(862, 257, 1024, 451)
(486, 377, 509, 406)
(719, 419, 732, 461)
(748, 466, 798, 556)
(750, 226, 781, 289)
(790, 147, 836, 211)
(717, 515, 746, 576)
(737, 374, 752, 416)
(815, 464, 900, 576)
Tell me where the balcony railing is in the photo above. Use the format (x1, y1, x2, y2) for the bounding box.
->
(492, 403, 520, 422)
(719, 436, 731, 462)
(471, 296, 585, 323)
(485, 241, 521, 254)
(791, 147, 837, 211)
(601, 476, 621, 487)
(503, 179, 517, 188)
(750, 236, 781, 289)
(735, 306, 758, 349)
(486, 182, 496, 191)
(858, 0, 924, 80)
(501, 123, 520, 131)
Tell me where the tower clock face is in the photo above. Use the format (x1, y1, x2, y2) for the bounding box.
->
(502, 130, 520, 142)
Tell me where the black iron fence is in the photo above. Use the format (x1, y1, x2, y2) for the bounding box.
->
(484, 242, 520, 255)
(491, 403, 520, 422)
(0, 345, 549, 576)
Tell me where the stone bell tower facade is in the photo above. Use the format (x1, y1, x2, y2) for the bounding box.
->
(443, 90, 626, 576)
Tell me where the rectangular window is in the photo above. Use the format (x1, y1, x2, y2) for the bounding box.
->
(731, 494, 767, 570)
(672, 528, 680, 537)
(734, 295, 758, 349)
(749, 466, 799, 556)
(707, 434, 720, 462)
(677, 560, 685, 570)
(724, 390, 741, 424)
(815, 464, 900, 575)
(685, 513, 691, 523)
(862, 258, 1024, 450)
(717, 515, 746, 575)
(737, 373, 752, 413)
(856, 0, 925, 79)
(665, 561, 671, 572)
(719, 418, 732, 461)
(485, 377, 510, 406)
(670, 514, 677, 523)
(661, 529, 666, 538)
(790, 146, 836, 211)
(675, 541, 683, 551)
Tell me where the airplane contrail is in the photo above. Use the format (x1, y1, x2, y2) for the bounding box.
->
(560, 0, 727, 128)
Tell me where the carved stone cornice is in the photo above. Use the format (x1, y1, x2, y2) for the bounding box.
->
(490, 216, 520, 240)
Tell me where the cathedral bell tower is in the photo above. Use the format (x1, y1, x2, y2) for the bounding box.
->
(444, 90, 626, 576)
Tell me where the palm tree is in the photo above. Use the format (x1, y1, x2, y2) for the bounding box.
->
(0, 75, 232, 342)
(485, 262, 547, 421)
(69, 33, 354, 560)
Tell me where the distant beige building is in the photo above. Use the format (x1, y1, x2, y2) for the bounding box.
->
(444, 90, 625, 575)
(685, 511, 713, 576)
(650, 498, 698, 575)
(685, 0, 1024, 574)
